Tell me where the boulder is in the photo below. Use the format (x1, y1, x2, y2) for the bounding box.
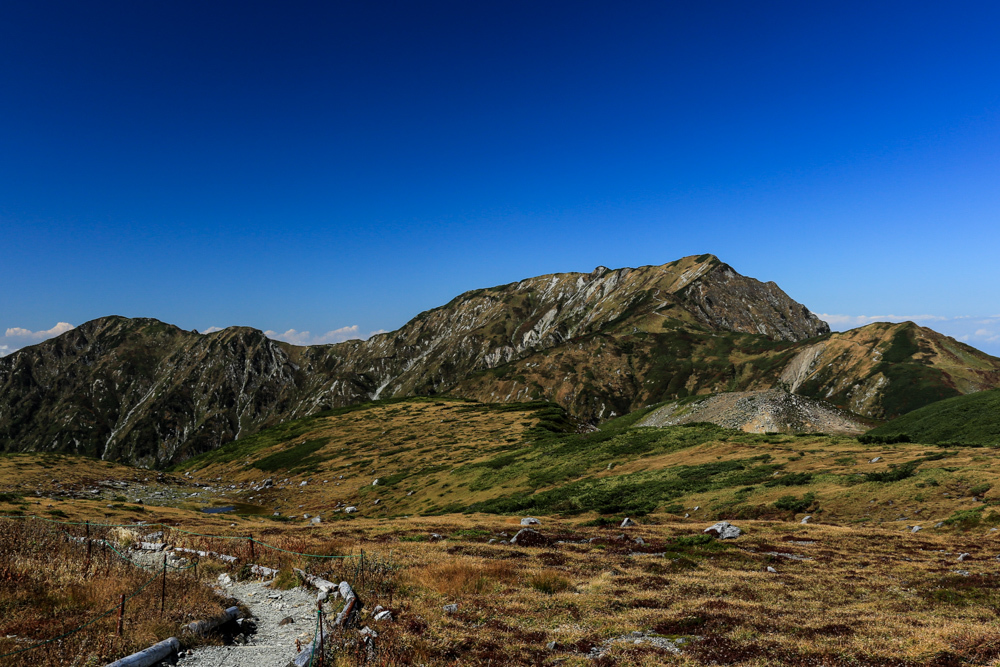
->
(443, 604, 458, 614)
(511, 528, 549, 547)
(958, 552, 971, 562)
(520, 517, 541, 526)
(620, 517, 637, 528)
(800, 516, 812, 524)
(345, 506, 358, 513)
(703, 521, 742, 540)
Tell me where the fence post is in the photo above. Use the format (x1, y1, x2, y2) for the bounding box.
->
(161, 554, 167, 615)
(117, 594, 125, 636)
(86, 521, 91, 562)
(360, 548, 365, 588)
(248, 534, 255, 562)
(317, 601, 324, 667)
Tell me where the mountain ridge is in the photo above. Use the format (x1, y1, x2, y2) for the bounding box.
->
(2, 254, 998, 467)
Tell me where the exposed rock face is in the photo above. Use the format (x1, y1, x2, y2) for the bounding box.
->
(1, 254, 998, 466)
(0, 317, 310, 466)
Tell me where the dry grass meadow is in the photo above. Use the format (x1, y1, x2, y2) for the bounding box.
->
(4, 396, 1000, 665)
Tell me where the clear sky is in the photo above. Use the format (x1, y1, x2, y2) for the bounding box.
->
(2, 1, 999, 356)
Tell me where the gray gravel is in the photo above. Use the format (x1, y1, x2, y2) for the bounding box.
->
(177, 579, 319, 667)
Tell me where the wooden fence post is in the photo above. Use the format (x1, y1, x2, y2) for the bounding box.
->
(117, 594, 125, 636)
(248, 534, 255, 562)
(160, 554, 167, 615)
(317, 601, 324, 667)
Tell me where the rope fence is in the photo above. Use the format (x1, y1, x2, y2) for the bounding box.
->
(0, 514, 361, 560)
(0, 513, 361, 662)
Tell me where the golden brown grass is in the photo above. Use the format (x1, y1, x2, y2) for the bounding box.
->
(0, 519, 228, 667)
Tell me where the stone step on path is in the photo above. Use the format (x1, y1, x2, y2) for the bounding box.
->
(177, 579, 320, 667)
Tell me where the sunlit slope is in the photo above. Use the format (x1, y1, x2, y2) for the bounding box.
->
(866, 388, 1000, 445)
(170, 397, 1000, 529)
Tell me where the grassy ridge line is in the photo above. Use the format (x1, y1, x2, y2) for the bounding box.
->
(866, 388, 1000, 446)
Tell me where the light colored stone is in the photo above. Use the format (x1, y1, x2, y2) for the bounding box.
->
(703, 521, 742, 539)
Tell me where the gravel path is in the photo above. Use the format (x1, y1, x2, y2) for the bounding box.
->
(177, 579, 320, 667)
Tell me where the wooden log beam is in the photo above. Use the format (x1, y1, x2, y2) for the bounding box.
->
(104, 637, 180, 667)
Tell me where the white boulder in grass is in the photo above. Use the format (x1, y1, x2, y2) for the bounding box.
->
(520, 517, 541, 526)
(703, 521, 742, 539)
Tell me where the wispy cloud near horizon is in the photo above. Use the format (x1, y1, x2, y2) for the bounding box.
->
(0, 322, 76, 357)
(263, 325, 388, 346)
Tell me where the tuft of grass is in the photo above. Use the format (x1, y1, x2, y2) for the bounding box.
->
(528, 570, 573, 595)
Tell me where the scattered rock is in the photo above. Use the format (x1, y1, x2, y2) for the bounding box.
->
(373, 610, 393, 622)
(958, 553, 971, 562)
(278, 616, 294, 626)
(443, 604, 458, 614)
(546, 641, 558, 650)
(299, 481, 308, 487)
(911, 525, 922, 533)
(703, 521, 742, 539)
(766, 566, 778, 573)
(430, 533, 444, 541)
(620, 517, 637, 528)
(935, 522, 945, 528)
(870, 457, 882, 463)
(345, 506, 358, 513)
(520, 517, 541, 526)
(372, 479, 380, 486)
(311, 516, 321, 524)
(217, 573, 232, 586)
(800, 516, 811, 524)
(634, 537, 645, 546)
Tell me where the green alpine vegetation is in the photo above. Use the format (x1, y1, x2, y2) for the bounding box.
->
(865, 388, 1000, 446)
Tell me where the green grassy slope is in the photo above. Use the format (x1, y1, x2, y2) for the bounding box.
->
(866, 388, 1000, 445)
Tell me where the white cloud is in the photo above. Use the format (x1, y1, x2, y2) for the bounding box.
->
(5, 322, 75, 339)
(1, 322, 76, 358)
(264, 325, 372, 346)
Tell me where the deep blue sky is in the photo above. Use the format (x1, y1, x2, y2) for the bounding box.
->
(2, 1, 999, 355)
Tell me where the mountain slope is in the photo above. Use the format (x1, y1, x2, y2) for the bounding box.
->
(2, 254, 999, 466)
(864, 388, 1000, 445)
